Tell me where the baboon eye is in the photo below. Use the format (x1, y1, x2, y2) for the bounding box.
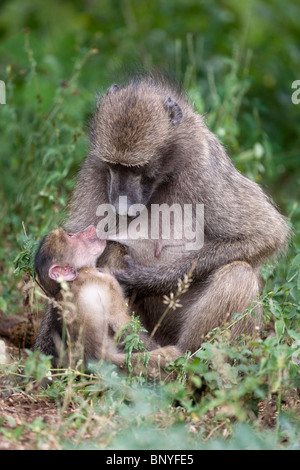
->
(67, 233, 75, 238)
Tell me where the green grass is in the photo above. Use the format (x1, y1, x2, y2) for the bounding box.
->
(0, 0, 299, 450)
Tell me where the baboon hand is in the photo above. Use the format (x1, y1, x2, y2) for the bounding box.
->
(112, 255, 152, 296)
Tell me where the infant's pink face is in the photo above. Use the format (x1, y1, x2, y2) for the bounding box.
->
(65, 225, 106, 268)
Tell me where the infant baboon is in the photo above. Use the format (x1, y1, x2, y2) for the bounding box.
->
(34, 225, 180, 377)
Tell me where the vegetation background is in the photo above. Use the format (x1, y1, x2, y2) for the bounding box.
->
(0, 0, 299, 450)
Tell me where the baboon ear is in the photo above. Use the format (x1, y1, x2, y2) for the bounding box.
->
(49, 265, 78, 282)
(106, 84, 120, 95)
(163, 96, 183, 124)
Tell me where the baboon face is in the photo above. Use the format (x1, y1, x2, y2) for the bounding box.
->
(90, 81, 184, 216)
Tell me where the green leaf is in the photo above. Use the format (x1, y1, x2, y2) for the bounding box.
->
(275, 319, 285, 341)
(0, 297, 7, 313)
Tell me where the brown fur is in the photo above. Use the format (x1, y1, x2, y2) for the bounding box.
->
(34, 227, 181, 377)
(35, 75, 290, 365)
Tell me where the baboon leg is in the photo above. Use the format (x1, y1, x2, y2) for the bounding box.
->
(178, 261, 262, 352)
(33, 302, 62, 364)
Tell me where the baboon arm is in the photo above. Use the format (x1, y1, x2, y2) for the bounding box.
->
(113, 236, 280, 297)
